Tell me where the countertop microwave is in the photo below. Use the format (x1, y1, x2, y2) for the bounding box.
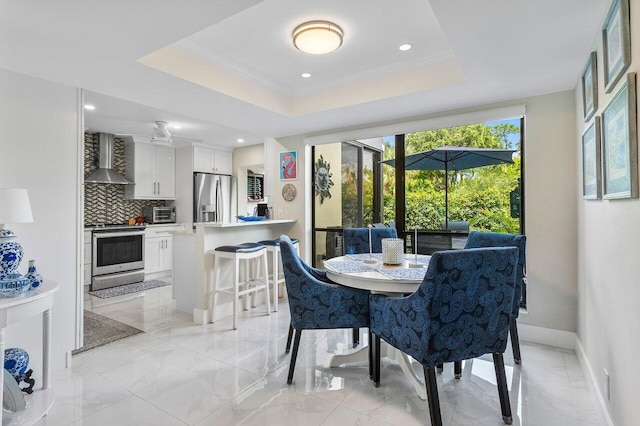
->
(143, 206, 176, 224)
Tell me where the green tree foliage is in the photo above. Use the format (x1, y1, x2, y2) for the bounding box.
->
(383, 122, 521, 233)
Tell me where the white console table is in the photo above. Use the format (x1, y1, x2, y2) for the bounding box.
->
(0, 280, 58, 425)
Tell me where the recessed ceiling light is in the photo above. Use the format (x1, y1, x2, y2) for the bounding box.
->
(171, 124, 182, 130)
(292, 21, 343, 55)
(399, 44, 412, 51)
(301, 73, 311, 78)
(237, 138, 245, 143)
(84, 104, 95, 110)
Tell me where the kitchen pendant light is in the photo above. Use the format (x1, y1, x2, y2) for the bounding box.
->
(292, 21, 343, 55)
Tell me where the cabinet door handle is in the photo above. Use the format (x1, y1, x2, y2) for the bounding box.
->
(153, 182, 157, 195)
(158, 182, 160, 195)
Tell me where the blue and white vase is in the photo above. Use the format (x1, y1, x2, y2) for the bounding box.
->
(4, 348, 29, 380)
(24, 260, 42, 290)
(0, 230, 23, 279)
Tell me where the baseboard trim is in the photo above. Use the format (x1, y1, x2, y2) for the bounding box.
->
(193, 308, 208, 325)
(575, 339, 615, 426)
(517, 323, 577, 350)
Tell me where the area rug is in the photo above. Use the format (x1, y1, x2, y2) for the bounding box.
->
(89, 279, 170, 299)
(72, 311, 142, 355)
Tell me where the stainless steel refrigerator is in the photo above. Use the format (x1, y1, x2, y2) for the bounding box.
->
(194, 173, 236, 223)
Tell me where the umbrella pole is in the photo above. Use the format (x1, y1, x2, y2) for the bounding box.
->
(445, 158, 449, 230)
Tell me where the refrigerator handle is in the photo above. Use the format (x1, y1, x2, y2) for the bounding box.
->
(216, 178, 223, 223)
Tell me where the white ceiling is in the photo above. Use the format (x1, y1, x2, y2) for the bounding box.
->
(0, 0, 608, 148)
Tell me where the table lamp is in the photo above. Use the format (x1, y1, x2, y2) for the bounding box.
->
(0, 188, 33, 279)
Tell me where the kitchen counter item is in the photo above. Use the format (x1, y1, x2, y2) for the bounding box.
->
(143, 206, 176, 224)
(237, 216, 265, 222)
(197, 219, 296, 228)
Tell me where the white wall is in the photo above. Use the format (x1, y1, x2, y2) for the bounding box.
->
(523, 91, 578, 332)
(0, 68, 80, 373)
(575, 1, 640, 424)
(265, 135, 308, 258)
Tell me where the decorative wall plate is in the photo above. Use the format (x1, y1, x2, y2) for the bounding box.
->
(314, 155, 333, 203)
(282, 184, 297, 201)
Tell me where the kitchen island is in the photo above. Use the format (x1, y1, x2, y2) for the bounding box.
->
(173, 219, 296, 324)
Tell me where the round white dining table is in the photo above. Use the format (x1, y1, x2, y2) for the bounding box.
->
(323, 253, 431, 400)
(324, 254, 430, 294)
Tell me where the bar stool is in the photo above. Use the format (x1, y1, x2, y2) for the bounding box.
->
(209, 242, 270, 329)
(257, 238, 299, 312)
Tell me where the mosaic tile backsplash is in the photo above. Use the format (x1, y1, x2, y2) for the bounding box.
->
(84, 133, 165, 225)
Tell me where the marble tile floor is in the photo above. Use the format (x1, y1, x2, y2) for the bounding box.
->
(41, 287, 608, 426)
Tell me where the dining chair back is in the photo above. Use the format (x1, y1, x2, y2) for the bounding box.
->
(279, 234, 370, 384)
(464, 231, 526, 364)
(342, 227, 398, 254)
(369, 247, 519, 426)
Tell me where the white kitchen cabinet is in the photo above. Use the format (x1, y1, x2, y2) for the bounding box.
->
(125, 141, 176, 200)
(193, 146, 232, 175)
(144, 225, 181, 278)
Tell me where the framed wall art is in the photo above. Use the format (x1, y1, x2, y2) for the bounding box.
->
(582, 116, 602, 199)
(602, 0, 631, 93)
(279, 150, 297, 180)
(582, 52, 598, 121)
(602, 72, 638, 199)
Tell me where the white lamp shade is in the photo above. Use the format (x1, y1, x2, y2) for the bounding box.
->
(0, 188, 33, 225)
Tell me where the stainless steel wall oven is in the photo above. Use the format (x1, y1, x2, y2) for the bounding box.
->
(92, 226, 145, 290)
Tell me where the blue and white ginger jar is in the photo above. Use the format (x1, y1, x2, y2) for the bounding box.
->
(4, 348, 29, 380)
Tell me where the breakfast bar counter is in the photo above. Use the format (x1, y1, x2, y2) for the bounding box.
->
(173, 220, 297, 324)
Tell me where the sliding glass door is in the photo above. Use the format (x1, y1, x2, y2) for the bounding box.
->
(312, 141, 382, 266)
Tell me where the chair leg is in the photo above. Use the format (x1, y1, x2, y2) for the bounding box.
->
(287, 329, 302, 385)
(493, 353, 513, 425)
(454, 361, 462, 379)
(368, 329, 373, 380)
(352, 327, 359, 347)
(373, 334, 381, 387)
(285, 322, 294, 354)
(510, 318, 521, 365)
(424, 366, 442, 426)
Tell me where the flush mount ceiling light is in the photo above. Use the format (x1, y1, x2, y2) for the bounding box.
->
(292, 20, 343, 55)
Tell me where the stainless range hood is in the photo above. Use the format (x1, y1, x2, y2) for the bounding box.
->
(84, 133, 132, 185)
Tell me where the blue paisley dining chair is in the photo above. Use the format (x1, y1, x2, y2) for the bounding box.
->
(279, 234, 371, 385)
(342, 227, 398, 254)
(284, 255, 337, 354)
(370, 247, 519, 426)
(464, 231, 526, 364)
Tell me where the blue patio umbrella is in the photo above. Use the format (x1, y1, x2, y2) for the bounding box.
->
(382, 146, 516, 228)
